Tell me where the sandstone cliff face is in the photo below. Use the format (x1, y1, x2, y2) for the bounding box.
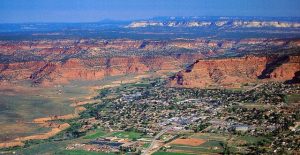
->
(0, 54, 202, 86)
(1, 38, 299, 86)
(269, 56, 300, 80)
(169, 55, 300, 88)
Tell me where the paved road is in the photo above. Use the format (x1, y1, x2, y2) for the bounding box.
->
(142, 126, 173, 155)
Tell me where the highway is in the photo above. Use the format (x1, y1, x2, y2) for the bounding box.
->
(142, 126, 173, 155)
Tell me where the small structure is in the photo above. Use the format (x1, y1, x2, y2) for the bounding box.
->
(234, 125, 249, 132)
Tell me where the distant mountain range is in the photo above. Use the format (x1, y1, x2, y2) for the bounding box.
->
(126, 17, 300, 28)
(1, 16, 300, 40)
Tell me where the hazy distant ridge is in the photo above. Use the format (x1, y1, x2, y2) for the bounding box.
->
(127, 18, 300, 28)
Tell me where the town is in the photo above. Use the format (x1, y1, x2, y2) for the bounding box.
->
(55, 78, 300, 154)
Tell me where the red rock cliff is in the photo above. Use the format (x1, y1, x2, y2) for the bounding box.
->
(0, 54, 202, 86)
(169, 55, 300, 88)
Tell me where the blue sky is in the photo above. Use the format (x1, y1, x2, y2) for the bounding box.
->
(0, 0, 300, 23)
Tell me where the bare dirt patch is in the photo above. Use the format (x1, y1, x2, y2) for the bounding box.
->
(0, 141, 24, 148)
(171, 138, 206, 146)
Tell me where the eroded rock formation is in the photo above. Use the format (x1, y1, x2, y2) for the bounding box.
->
(1, 39, 299, 86)
(169, 55, 300, 88)
(0, 54, 201, 86)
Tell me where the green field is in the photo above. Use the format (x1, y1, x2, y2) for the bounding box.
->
(83, 129, 108, 139)
(236, 135, 268, 144)
(13, 140, 72, 155)
(153, 151, 195, 155)
(58, 150, 116, 155)
(200, 140, 223, 148)
(112, 131, 142, 140)
(83, 129, 143, 140)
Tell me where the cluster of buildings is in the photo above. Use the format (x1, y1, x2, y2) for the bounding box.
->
(69, 79, 300, 154)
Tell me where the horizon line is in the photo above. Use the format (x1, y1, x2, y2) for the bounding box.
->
(1, 16, 300, 24)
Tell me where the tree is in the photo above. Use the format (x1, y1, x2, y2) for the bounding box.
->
(221, 142, 230, 155)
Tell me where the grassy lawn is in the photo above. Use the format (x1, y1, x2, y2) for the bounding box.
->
(153, 151, 195, 155)
(58, 150, 116, 155)
(111, 131, 142, 140)
(83, 129, 108, 139)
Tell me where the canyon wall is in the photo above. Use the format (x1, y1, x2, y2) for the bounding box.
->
(1, 39, 299, 87)
(169, 55, 300, 88)
(0, 54, 201, 86)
